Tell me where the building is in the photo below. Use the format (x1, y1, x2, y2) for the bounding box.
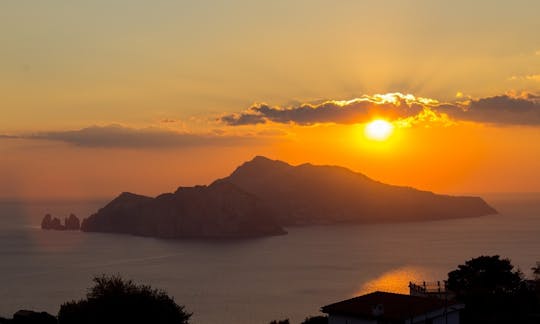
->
(321, 291, 464, 324)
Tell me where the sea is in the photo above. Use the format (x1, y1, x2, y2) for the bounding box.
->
(1, 193, 539, 323)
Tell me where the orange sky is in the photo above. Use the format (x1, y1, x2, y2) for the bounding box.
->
(1, 1, 540, 199)
(1, 115, 539, 200)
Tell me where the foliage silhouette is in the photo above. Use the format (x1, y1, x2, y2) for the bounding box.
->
(447, 255, 536, 323)
(301, 315, 328, 324)
(448, 255, 522, 298)
(58, 274, 191, 324)
(268, 319, 289, 324)
(532, 261, 540, 280)
(0, 310, 57, 324)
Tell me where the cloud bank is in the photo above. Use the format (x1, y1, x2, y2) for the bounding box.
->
(510, 74, 540, 82)
(221, 93, 540, 126)
(221, 94, 432, 126)
(3, 93, 538, 150)
(0, 135, 19, 139)
(440, 94, 540, 126)
(3, 125, 258, 149)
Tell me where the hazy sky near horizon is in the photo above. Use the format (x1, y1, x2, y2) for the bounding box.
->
(1, 1, 540, 199)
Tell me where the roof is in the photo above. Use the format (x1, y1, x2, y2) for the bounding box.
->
(321, 291, 461, 321)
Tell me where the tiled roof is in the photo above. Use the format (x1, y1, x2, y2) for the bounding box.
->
(322, 291, 459, 321)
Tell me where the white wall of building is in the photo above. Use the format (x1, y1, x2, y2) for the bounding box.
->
(328, 314, 376, 324)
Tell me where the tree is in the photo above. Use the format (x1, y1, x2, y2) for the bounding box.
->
(447, 255, 534, 323)
(447, 255, 522, 298)
(268, 319, 289, 324)
(301, 315, 328, 324)
(58, 274, 191, 324)
(532, 262, 540, 280)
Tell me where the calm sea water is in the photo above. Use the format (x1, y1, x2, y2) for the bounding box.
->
(1, 193, 539, 323)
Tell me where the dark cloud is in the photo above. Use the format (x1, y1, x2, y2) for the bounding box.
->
(221, 93, 540, 126)
(440, 95, 540, 126)
(220, 113, 266, 126)
(19, 125, 258, 148)
(221, 94, 426, 126)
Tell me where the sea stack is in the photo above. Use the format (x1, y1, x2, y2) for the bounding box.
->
(64, 213, 81, 230)
(41, 213, 81, 231)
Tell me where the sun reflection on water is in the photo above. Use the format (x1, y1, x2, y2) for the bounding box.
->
(355, 266, 431, 296)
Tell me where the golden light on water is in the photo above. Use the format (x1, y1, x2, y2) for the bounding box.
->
(365, 119, 394, 141)
(355, 266, 431, 296)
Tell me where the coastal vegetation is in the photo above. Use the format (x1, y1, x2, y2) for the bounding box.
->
(58, 274, 191, 324)
(448, 255, 540, 323)
(0, 275, 190, 324)
(269, 255, 540, 324)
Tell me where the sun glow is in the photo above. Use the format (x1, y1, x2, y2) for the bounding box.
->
(365, 119, 394, 141)
(355, 267, 431, 296)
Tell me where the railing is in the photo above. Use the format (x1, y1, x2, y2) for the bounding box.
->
(409, 281, 448, 293)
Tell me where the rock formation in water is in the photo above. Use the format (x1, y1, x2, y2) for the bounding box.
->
(81, 156, 497, 238)
(81, 181, 286, 238)
(41, 213, 80, 231)
(64, 213, 81, 230)
(41, 214, 53, 229)
(41, 214, 64, 230)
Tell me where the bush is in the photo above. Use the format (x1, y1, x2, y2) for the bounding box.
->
(447, 255, 536, 323)
(58, 274, 191, 324)
(301, 315, 328, 324)
(269, 319, 289, 324)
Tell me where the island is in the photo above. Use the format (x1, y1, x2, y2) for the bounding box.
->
(80, 156, 497, 238)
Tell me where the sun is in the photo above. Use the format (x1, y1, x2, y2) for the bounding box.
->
(365, 119, 394, 141)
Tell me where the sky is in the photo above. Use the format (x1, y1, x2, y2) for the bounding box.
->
(1, 0, 540, 199)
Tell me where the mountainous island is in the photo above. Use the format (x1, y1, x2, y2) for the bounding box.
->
(80, 156, 497, 238)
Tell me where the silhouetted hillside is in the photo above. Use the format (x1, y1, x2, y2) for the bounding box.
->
(214, 156, 497, 225)
(81, 181, 285, 238)
(82, 156, 496, 238)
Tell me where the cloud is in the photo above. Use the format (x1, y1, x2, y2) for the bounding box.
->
(440, 94, 540, 126)
(509, 74, 540, 82)
(221, 93, 436, 126)
(0, 135, 19, 139)
(221, 92, 540, 127)
(5, 125, 260, 148)
(221, 113, 266, 126)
